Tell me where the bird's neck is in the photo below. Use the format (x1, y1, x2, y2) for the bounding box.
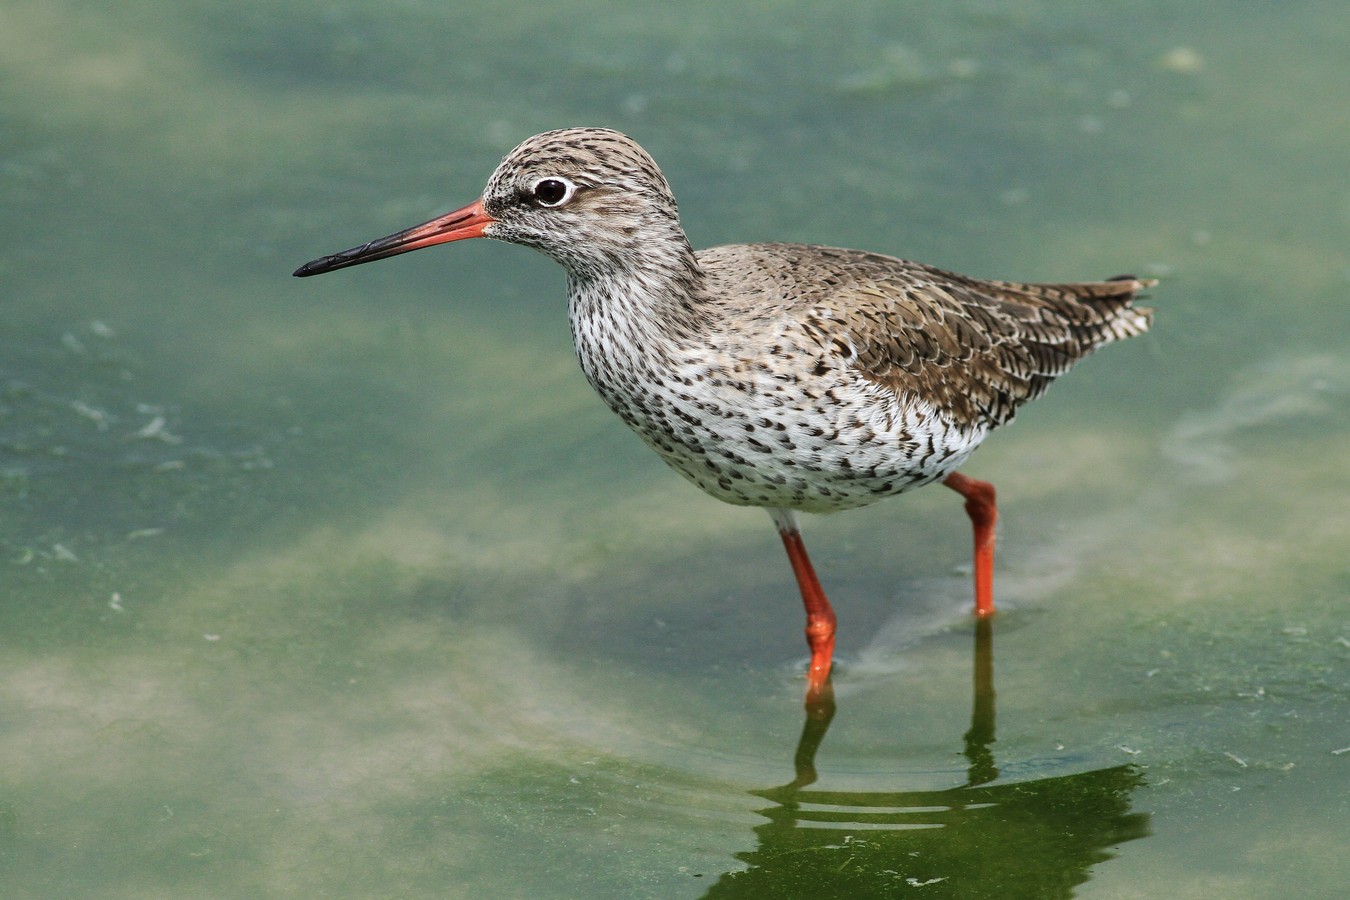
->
(566, 239, 711, 386)
(567, 235, 710, 340)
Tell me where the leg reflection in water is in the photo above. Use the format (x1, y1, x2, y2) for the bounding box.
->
(704, 617, 1151, 898)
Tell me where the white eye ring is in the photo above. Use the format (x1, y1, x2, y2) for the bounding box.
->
(530, 176, 576, 208)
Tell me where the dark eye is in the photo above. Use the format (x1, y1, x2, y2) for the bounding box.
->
(530, 177, 574, 207)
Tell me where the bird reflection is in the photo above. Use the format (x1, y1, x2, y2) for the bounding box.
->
(703, 618, 1150, 897)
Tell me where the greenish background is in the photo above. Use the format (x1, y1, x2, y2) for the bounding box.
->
(2, 1, 1347, 896)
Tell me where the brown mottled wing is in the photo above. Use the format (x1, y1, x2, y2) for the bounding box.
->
(718, 243, 1154, 430)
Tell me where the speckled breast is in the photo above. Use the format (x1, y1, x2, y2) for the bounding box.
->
(580, 344, 986, 514)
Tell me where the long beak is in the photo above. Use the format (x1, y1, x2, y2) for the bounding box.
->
(293, 198, 494, 277)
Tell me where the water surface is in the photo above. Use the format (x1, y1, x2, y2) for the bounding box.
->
(2, 1, 1348, 896)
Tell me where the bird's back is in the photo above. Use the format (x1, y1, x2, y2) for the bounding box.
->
(696, 242, 1153, 433)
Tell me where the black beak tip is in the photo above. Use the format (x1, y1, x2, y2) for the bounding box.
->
(293, 259, 323, 277)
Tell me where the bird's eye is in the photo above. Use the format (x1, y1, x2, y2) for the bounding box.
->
(530, 177, 575, 207)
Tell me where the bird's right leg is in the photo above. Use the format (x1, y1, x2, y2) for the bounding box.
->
(770, 508, 836, 702)
(942, 471, 997, 617)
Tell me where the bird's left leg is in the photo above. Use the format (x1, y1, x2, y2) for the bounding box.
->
(770, 508, 836, 701)
(942, 472, 997, 617)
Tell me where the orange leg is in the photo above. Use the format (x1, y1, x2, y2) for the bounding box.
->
(771, 510, 836, 701)
(943, 472, 997, 617)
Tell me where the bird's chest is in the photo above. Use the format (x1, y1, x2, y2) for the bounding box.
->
(569, 310, 722, 448)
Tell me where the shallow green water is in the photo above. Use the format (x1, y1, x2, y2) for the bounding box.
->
(3, 1, 1348, 896)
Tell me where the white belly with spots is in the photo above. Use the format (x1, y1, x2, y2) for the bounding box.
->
(568, 278, 988, 513)
(586, 348, 985, 512)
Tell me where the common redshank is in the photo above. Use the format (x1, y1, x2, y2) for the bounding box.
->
(294, 127, 1153, 698)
